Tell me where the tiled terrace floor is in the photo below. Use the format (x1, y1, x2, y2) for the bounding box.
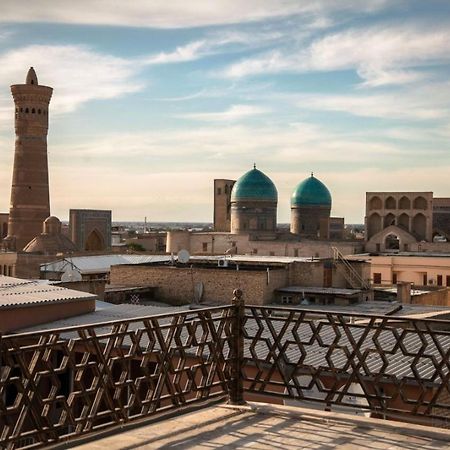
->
(69, 403, 450, 450)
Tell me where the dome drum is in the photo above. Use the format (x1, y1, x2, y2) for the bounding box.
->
(230, 167, 278, 235)
(290, 174, 332, 238)
(230, 203, 277, 234)
(291, 205, 331, 238)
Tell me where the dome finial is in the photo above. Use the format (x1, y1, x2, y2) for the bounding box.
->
(253, 163, 256, 169)
(26, 67, 38, 85)
(311, 171, 314, 177)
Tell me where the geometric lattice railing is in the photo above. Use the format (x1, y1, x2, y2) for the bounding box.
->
(3, 298, 450, 449)
(242, 306, 450, 428)
(0, 306, 235, 449)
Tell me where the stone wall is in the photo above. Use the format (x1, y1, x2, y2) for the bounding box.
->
(110, 264, 288, 306)
(166, 230, 364, 258)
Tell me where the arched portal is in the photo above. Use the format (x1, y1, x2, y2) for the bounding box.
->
(412, 213, 427, 240)
(385, 233, 400, 250)
(85, 229, 105, 251)
(368, 213, 381, 238)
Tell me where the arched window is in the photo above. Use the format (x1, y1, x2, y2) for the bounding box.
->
(25, 108, 29, 113)
(412, 213, 427, 240)
(413, 196, 427, 210)
(399, 196, 410, 209)
(398, 213, 409, 231)
(385, 196, 396, 209)
(38, 109, 41, 114)
(368, 213, 382, 238)
(369, 196, 382, 210)
(31, 108, 35, 113)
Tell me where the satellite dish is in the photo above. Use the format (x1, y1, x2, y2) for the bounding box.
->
(177, 249, 190, 264)
(61, 268, 82, 282)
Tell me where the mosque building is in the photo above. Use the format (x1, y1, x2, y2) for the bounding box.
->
(167, 165, 361, 258)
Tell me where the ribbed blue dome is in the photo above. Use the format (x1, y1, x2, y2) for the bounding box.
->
(291, 174, 331, 207)
(231, 167, 277, 202)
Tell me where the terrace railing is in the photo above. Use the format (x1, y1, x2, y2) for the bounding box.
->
(242, 305, 450, 427)
(0, 305, 236, 449)
(2, 291, 450, 449)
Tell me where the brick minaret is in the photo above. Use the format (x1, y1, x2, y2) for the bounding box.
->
(5, 67, 53, 251)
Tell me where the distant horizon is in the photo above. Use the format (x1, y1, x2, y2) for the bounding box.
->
(0, 1, 449, 223)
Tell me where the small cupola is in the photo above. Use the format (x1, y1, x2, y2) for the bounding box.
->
(26, 67, 38, 85)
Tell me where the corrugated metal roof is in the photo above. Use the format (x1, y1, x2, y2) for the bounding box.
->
(0, 275, 96, 308)
(40, 254, 173, 274)
(276, 286, 362, 296)
(243, 316, 450, 381)
(15, 303, 450, 381)
(265, 301, 450, 318)
(17, 303, 190, 333)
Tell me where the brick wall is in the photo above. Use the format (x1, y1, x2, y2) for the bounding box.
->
(110, 264, 288, 306)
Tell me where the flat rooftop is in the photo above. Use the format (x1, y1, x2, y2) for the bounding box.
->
(354, 252, 450, 258)
(277, 286, 362, 296)
(68, 403, 450, 450)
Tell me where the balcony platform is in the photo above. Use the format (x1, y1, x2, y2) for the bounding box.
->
(68, 402, 450, 449)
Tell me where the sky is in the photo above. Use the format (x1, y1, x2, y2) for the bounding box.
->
(0, 0, 449, 223)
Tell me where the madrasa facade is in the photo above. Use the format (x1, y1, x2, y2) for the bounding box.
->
(167, 166, 364, 258)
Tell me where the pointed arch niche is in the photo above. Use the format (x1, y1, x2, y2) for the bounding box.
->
(85, 229, 105, 251)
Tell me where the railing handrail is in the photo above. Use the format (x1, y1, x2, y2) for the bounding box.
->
(6, 303, 450, 340)
(245, 304, 450, 327)
(4, 304, 234, 339)
(331, 246, 371, 290)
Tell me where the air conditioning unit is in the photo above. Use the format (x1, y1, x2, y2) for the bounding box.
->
(218, 258, 228, 268)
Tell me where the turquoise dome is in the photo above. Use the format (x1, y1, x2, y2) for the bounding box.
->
(231, 167, 278, 202)
(291, 174, 331, 207)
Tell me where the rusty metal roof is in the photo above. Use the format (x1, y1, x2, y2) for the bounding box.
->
(0, 275, 96, 309)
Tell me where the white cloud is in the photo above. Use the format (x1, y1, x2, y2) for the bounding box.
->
(222, 24, 450, 86)
(0, 1, 389, 28)
(0, 45, 142, 114)
(181, 104, 270, 122)
(144, 30, 286, 65)
(294, 81, 450, 120)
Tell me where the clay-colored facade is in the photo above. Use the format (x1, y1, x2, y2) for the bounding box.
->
(291, 205, 330, 238)
(213, 179, 235, 231)
(367, 254, 450, 287)
(110, 258, 369, 306)
(231, 199, 277, 235)
(5, 68, 52, 251)
(167, 230, 364, 258)
(69, 209, 112, 251)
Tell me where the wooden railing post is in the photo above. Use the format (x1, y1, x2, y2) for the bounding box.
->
(228, 288, 246, 405)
